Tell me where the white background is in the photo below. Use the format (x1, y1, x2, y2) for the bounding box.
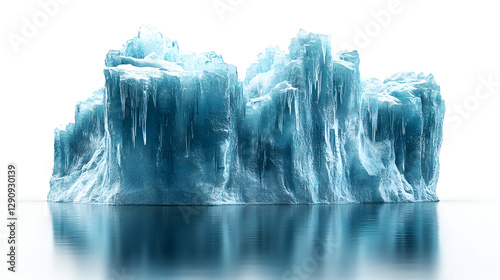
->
(0, 0, 499, 202)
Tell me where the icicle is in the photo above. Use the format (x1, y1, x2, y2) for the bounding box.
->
(402, 116, 406, 135)
(371, 99, 378, 142)
(131, 125, 136, 148)
(402, 142, 406, 172)
(287, 91, 292, 115)
(140, 85, 148, 145)
(314, 63, 319, 86)
(152, 78, 157, 107)
(119, 80, 127, 119)
(131, 85, 138, 148)
(116, 144, 121, 167)
(191, 121, 194, 139)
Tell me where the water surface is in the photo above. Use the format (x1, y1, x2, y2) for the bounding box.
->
(0, 201, 498, 279)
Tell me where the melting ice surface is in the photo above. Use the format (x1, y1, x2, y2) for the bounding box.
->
(48, 27, 445, 205)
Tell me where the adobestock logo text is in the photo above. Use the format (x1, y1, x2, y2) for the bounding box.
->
(7, 0, 71, 53)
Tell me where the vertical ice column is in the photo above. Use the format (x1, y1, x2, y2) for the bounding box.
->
(103, 61, 240, 204)
(359, 73, 444, 202)
(48, 90, 106, 202)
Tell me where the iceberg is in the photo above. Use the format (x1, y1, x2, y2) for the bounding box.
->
(48, 27, 445, 205)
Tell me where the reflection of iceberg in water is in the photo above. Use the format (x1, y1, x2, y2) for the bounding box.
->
(49, 203, 439, 280)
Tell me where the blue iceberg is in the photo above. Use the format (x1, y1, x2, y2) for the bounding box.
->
(48, 27, 445, 204)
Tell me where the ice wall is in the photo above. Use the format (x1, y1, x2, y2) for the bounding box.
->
(48, 27, 445, 204)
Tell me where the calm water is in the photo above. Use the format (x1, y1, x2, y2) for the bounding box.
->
(0, 201, 499, 280)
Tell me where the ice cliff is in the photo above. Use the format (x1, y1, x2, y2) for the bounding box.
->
(48, 27, 445, 204)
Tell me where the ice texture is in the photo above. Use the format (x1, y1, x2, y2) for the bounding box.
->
(48, 27, 445, 204)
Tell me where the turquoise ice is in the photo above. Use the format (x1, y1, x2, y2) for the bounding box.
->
(48, 27, 445, 204)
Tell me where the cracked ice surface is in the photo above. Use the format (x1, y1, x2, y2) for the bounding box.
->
(48, 27, 445, 205)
